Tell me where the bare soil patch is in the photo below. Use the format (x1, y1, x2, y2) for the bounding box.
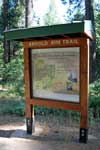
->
(0, 115, 100, 143)
(0, 114, 100, 150)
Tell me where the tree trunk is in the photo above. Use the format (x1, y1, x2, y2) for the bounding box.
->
(85, 0, 97, 82)
(3, 0, 10, 63)
(25, 0, 34, 27)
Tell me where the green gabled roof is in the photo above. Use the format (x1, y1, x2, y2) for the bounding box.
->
(4, 20, 94, 41)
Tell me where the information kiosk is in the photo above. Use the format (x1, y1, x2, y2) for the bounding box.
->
(5, 21, 94, 143)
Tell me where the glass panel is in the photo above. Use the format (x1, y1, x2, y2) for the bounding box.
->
(31, 47, 80, 103)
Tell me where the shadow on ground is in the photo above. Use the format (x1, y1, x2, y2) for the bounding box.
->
(0, 125, 98, 145)
(0, 130, 15, 138)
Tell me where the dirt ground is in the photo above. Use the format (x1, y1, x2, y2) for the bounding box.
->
(0, 114, 100, 150)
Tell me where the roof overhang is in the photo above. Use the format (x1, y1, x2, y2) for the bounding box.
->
(4, 20, 94, 41)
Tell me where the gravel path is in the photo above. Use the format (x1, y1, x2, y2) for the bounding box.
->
(0, 115, 100, 150)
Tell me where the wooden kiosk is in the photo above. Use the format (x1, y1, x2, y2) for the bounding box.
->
(5, 21, 94, 143)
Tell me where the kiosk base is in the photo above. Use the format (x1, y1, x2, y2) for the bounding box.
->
(26, 118, 35, 134)
(79, 128, 88, 143)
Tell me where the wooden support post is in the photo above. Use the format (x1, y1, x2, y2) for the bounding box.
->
(79, 39, 89, 143)
(26, 104, 35, 134)
(24, 47, 35, 134)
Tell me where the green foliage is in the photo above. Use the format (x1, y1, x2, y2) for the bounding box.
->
(87, 4, 100, 123)
(0, 42, 25, 98)
(0, 99, 25, 116)
(89, 95, 100, 124)
(73, 8, 85, 21)
(44, 0, 61, 25)
(0, 42, 3, 78)
(0, 0, 25, 35)
(9, 0, 25, 28)
(95, 9, 100, 76)
(89, 96, 100, 110)
(34, 106, 80, 122)
(90, 79, 100, 96)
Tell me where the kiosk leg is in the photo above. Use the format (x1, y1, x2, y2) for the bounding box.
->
(79, 128, 88, 143)
(26, 105, 35, 134)
(26, 117, 33, 134)
(79, 111, 88, 143)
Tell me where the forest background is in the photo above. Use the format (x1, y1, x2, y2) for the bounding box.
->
(0, 0, 100, 125)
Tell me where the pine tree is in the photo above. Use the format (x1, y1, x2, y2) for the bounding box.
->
(44, 0, 60, 25)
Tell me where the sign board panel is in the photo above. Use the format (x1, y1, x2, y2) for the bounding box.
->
(31, 47, 80, 103)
